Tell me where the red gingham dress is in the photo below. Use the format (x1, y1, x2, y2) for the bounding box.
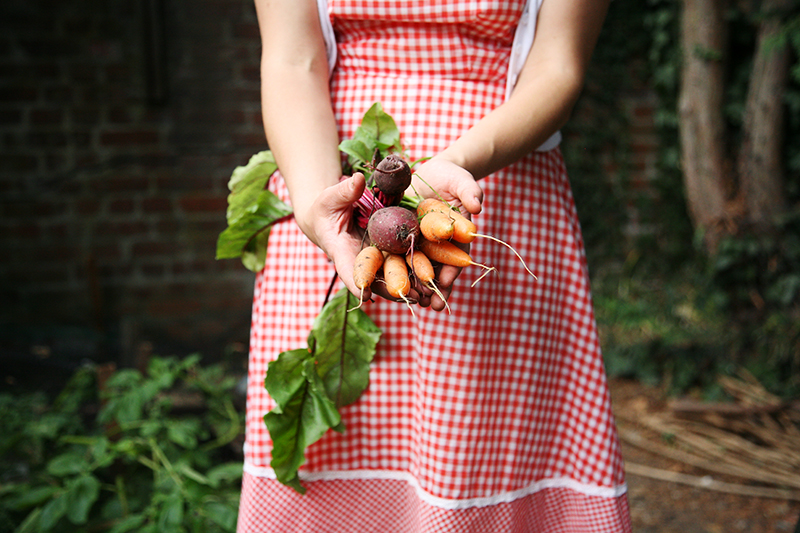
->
(238, 1, 631, 531)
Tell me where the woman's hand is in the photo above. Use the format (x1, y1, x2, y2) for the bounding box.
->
(294, 173, 431, 307)
(407, 157, 484, 311)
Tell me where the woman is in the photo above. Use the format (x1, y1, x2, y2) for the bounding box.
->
(238, 0, 631, 531)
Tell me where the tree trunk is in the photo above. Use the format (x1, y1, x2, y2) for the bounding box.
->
(678, 0, 731, 252)
(737, 0, 790, 231)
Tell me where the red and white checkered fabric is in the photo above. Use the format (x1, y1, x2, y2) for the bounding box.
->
(238, 1, 631, 531)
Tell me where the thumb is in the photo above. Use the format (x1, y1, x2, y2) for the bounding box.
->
(326, 172, 366, 209)
(457, 178, 484, 215)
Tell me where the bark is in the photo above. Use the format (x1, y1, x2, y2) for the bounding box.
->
(737, 0, 791, 230)
(678, 0, 731, 252)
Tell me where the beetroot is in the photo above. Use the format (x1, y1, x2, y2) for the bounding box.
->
(372, 154, 412, 197)
(367, 206, 420, 255)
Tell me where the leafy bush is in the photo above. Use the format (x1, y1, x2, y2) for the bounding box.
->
(0, 355, 243, 533)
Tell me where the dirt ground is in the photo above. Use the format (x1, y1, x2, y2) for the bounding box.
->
(609, 378, 800, 533)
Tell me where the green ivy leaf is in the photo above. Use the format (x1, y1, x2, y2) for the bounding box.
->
(264, 359, 342, 494)
(310, 289, 381, 407)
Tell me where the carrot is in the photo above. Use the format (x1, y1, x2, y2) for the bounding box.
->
(417, 198, 537, 280)
(383, 253, 415, 315)
(418, 239, 495, 286)
(419, 211, 454, 242)
(350, 245, 384, 310)
(416, 198, 477, 244)
(405, 249, 450, 313)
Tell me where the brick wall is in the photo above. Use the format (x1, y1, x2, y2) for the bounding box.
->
(1, 0, 265, 369)
(0, 0, 660, 374)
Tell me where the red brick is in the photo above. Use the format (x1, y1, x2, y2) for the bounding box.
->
(180, 195, 228, 213)
(142, 197, 172, 213)
(100, 130, 159, 146)
(29, 108, 63, 125)
(0, 87, 39, 102)
(76, 198, 101, 215)
(131, 241, 179, 256)
(95, 221, 149, 236)
(108, 198, 135, 214)
(0, 155, 38, 172)
(0, 110, 23, 124)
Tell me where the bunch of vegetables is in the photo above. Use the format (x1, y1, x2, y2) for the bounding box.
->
(216, 103, 534, 493)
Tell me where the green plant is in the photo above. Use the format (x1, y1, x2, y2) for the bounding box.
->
(0, 355, 243, 533)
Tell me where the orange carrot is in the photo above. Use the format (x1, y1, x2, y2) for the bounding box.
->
(418, 239, 472, 267)
(417, 199, 537, 280)
(419, 211, 455, 242)
(416, 198, 477, 244)
(353, 246, 384, 290)
(405, 249, 450, 313)
(350, 246, 384, 310)
(417, 239, 495, 286)
(384, 254, 410, 298)
(384, 253, 415, 315)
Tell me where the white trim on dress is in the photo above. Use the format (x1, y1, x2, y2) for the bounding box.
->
(243, 462, 628, 510)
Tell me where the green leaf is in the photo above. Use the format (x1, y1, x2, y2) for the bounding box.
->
(216, 150, 292, 271)
(206, 462, 243, 488)
(215, 190, 292, 268)
(157, 493, 184, 531)
(47, 453, 88, 476)
(264, 359, 342, 494)
(226, 150, 279, 225)
(265, 348, 313, 410)
(240, 228, 272, 273)
(38, 493, 68, 531)
(310, 289, 381, 407)
(65, 474, 100, 524)
(108, 514, 147, 533)
(204, 502, 238, 530)
(338, 138, 374, 167)
(358, 102, 401, 153)
(166, 419, 201, 449)
(13, 507, 41, 533)
(6, 486, 58, 511)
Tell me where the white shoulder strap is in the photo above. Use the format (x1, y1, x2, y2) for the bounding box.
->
(317, 0, 337, 74)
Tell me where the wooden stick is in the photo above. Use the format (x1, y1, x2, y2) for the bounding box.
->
(625, 462, 800, 501)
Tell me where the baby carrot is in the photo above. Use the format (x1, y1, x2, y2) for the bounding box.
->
(418, 239, 495, 286)
(384, 253, 415, 315)
(416, 198, 477, 244)
(351, 246, 384, 310)
(417, 198, 536, 279)
(383, 253, 410, 297)
(406, 249, 450, 313)
(419, 211, 455, 242)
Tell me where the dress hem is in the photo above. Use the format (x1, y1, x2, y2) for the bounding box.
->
(243, 462, 628, 510)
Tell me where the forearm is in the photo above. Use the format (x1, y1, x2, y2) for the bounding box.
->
(439, 0, 610, 180)
(260, 64, 342, 221)
(439, 66, 583, 180)
(255, 0, 342, 228)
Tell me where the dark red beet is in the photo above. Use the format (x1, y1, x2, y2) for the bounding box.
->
(367, 206, 420, 255)
(372, 154, 412, 197)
